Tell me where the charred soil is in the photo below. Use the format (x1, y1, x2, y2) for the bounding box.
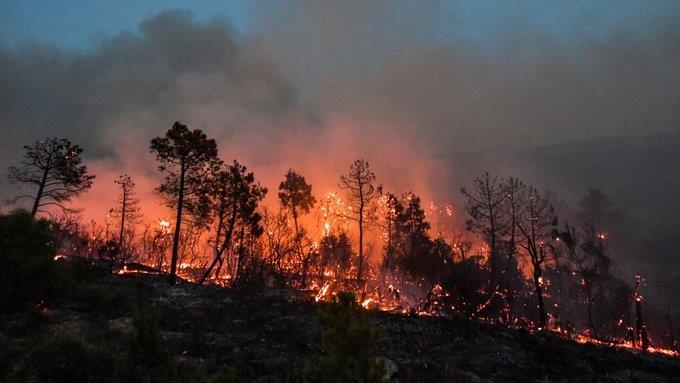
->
(1, 260, 679, 382)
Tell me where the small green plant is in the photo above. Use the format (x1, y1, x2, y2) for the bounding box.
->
(307, 291, 384, 382)
(129, 306, 169, 368)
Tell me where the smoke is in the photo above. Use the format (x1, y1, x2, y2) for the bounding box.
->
(1, 4, 679, 281)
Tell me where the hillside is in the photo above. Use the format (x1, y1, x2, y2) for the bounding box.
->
(1, 260, 679, 382)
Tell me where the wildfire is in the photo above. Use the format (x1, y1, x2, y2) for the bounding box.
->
(315, 282, 331, 302)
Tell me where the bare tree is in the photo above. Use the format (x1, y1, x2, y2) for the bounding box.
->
(8, 138, 95, 217)
(110, 175, 142, 248)
(499, 177, 527, 319)
(150, 122, 218, 284)
(278, 170, 316, 287)
(317, 191, 349, 237)
(261, 207, 298, 276)
(339, 159, 378, 283)
(515, 186, 556, 328)
(461, 173, 507, 290)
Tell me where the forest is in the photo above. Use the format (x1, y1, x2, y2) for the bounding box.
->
(3, 123, 679, 361)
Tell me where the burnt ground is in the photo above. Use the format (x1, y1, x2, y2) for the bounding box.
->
(1, 261, 679, 382)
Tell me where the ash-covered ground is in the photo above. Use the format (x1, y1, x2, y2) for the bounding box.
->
(1, 260, 679, 382)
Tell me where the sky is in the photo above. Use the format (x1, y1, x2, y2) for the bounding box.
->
(2, 1, 679, 51)
(0, 1, 679, 281)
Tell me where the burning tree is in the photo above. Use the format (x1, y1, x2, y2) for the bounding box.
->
(516, 186, 556, 328)
(339, 159, 378, 283)
(150, 122, 218, 284)
(552, 222, 613, 337)
(461, 173, 508, 292)
(500, 177, 527, 313)
(378, 192, 400, 271)
(316, 232, 353, 284)
(392, 192, 435, 282)
(278, 169, 316, 287)
(317, 191, 349, 237)
(261, 208, 297, 278)
(141, 220, 173, 271)
(8, 137, 95, 217)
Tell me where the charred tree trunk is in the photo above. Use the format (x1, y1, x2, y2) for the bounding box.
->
(198, 202, 238, 285)
(357, 198, 365, 284)
(169, 161, 186, 284)
(118, 186, 127, 247)
(532, 263, 547, 328)
(31, 166, 50, 218)
(586, 284, 598, 338)
(665, 311, 676, 350)
(636, 297, 649, 350)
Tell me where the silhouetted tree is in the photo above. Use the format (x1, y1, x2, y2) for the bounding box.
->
(461, 173, 507, 290)
(394, 192, 432, 279)
(339, 159, 378, 283)
(110, 175, 142, 249)
(516, 186, 556, 328)
(499, 177, 527, 320)
(150, 122, 218, 284)
(278, 170, 316, 287)
(317, 232, 353, 283)
(198, 160, 267, 284)
(261, 208, 297, 276)
(577, 189, 624, 229)
(8, 138, 95, 217)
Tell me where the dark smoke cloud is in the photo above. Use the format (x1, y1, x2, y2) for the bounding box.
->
(1, 4, 679, 283)
(256, 0, 679, 150)
(253, 1, 680, 282)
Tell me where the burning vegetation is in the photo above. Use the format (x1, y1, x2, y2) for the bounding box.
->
(2, 126, 680, 380)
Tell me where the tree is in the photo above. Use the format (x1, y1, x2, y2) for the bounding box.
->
(378, 191, 400, 271)
(393, 193, 431, 277)
(461, 173, 507, 290)
(8, 138, 95, 217)
(339, 159, 378, 283)
(278, 170, 316, 287)
(553, 221, 611, 337)
(198, 160, 267, 285)
(317, 232, 353, 283)
(577, 189, 624, 229)
(317, 191, 349, 237)
(515, 186, 556, 328)
(499, 177, 527, 319)
(110, 175, 142, 249)
(150, 122, 218, 284)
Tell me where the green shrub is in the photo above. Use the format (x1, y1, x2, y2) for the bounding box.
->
(129, 306, 169, 368)
(0, 210, 58, 309)
(307, 291, 384, 383)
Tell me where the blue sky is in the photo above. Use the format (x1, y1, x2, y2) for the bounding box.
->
(1, 0, 678, 50)
(0, 0, 253, 49)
